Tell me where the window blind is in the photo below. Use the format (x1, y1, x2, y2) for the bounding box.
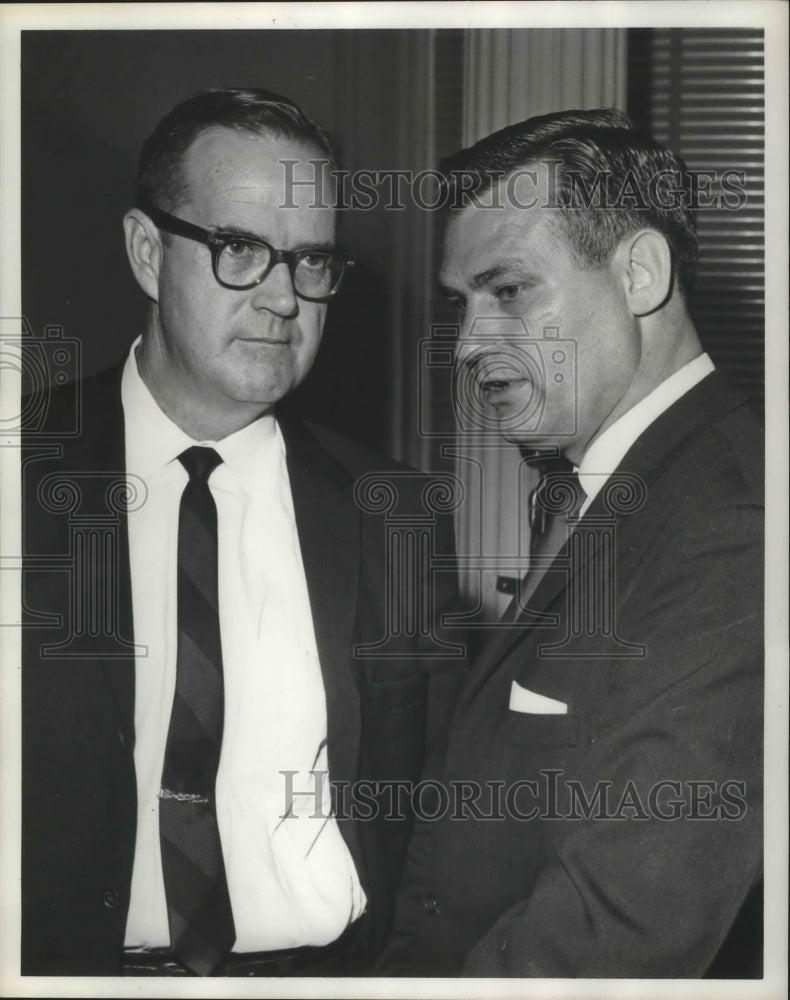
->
(628, 28, 765, 407)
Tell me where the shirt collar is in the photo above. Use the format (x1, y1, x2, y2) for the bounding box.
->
(121, 336, 280, 491)
(575, 353, 715, 508)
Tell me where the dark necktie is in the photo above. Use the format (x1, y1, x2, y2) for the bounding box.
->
(159, 446, 236, 975)
(517, 456, 585, 611)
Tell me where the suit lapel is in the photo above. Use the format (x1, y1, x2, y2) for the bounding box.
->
(459, 524, 598, 709)
(460, 371, 752, 706)
(65, 363, 136, 745)
(278, 416, 363, 861)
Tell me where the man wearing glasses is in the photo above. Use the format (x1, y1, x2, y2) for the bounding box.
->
(22, 89, 462, 977)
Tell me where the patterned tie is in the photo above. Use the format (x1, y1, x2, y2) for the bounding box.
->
(516, 456, 585, 612)
(159, 446, 236, 975)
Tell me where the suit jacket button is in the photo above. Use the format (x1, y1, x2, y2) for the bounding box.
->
(424, 893, 438, 916)
(103, 889, 120, 909)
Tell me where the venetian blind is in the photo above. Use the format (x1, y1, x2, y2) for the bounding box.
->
(628, 28, 765, 408)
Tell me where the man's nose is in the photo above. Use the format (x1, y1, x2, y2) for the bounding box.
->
(249, 262, 299, 317)
(451, 303, 472, 341)
(456, 313, 531, 355)
(454, 309, 486, 367)
(455, 335, 479, 370)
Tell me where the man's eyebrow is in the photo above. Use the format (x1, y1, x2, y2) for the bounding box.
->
(212, 223, 268, 241)
(470, 258, 529, 289)
(297, 240, 337, 252)
(437, 258, 527, 298)
(212, 224, 335, 251)
(437, 281, 463, 299)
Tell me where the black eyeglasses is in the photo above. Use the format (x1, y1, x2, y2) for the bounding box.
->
(143, 206, 354, 302)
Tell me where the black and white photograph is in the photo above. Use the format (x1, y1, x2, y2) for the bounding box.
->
(1, 3, 787, 998)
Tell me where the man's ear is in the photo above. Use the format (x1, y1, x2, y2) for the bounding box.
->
(615, 229, 673, 317)
(123, 209, 163, 302)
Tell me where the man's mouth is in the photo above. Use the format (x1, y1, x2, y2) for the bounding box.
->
(456, 347, 537, 412)
(236, 336, 290, 345)
(481, 378, 517, 392)
(480, 377, 530, 404)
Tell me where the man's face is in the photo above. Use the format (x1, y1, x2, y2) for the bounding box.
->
(440, 173, 641, 463)
(148, 128, 335, 429)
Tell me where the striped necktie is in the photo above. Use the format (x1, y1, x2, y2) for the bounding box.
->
(159, 446, 235, 975)
(510, 456, 585, 615)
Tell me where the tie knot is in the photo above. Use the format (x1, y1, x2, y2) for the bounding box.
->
(178, 446, 223, 483)
(530, 464, 585, 530)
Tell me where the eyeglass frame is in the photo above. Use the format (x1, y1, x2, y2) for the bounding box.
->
(141, 205, 355, 302)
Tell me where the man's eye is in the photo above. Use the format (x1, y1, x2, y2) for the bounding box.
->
(300, 253, 331, 271)
(495, 283, 525, 303)
(443, 294, 467, 315)
(224, 240, 257, 258)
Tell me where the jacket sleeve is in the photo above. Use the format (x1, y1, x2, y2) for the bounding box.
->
(420, 508, 471, 783)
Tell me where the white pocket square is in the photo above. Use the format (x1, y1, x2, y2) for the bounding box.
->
(509, 680, 568, 715)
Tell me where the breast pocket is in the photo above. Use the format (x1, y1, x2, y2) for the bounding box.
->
(503, 711, 581, 748)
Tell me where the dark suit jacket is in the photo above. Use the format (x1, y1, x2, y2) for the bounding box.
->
(21, 362, 465, 975)
(381, 370, 763, 978)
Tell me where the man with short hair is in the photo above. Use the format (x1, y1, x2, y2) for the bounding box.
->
(382, 109, 763, 977)
(22, 88, 462, 977)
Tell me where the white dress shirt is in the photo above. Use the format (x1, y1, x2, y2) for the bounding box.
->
(121, 339, 365, 952)
(575, 353, 715, 515)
